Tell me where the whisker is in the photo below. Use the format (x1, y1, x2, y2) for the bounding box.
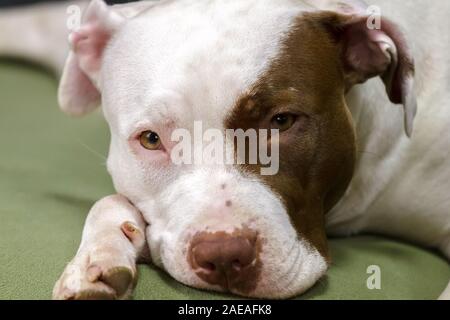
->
(75, 139, 107, 164)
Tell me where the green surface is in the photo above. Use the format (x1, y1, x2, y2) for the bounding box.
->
(0, 60, 449, 300)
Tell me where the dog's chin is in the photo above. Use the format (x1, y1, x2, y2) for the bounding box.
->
(158, 236, 328, 299)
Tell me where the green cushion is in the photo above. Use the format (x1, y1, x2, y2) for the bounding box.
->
(0, 60, 448, 300)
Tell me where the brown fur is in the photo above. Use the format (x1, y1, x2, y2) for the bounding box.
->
(225, 13, 357, 261)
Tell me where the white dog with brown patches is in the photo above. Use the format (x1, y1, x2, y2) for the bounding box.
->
(1, 0, 449, 299)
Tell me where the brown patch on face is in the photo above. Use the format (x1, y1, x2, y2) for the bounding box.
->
(225, 13, 357, 261)
(187, 228, 262, 294)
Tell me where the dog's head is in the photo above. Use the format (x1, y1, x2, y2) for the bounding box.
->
(59, 0, 416, 298)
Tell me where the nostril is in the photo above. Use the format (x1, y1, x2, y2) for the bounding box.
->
(203, 262, 216, 272)
(188, 229, 261, 292)
(231, 259, 242, 271)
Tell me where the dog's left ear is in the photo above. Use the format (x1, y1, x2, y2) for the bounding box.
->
(314, 11, 417, 137)
(58, 0, 125, 116)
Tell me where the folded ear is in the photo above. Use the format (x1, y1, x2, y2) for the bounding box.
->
(58, 0, 124, 116)
(314, 11, 417, 137)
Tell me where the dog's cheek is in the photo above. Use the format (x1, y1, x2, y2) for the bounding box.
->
(106, 143, 147, 202)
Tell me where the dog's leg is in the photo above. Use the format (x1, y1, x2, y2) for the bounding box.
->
(438, 282, 450, 300)
(0, 1, 90, 73)
(0, 0, 154, 73)
(52, 194, 147, 300)
(437, 241, 450, 300)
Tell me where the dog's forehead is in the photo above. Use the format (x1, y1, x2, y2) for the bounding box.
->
(102, 0, 313, 132)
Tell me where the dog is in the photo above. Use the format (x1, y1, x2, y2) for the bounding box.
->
(1, 0, 449, 299)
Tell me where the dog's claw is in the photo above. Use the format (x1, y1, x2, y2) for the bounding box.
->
(121, 221, 139, 237)
(74, 288, 116, 300)
(121, 221, 145, 249)
(101, 266, 134, 297)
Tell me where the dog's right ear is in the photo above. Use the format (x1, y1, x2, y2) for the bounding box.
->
(58, 0, 124, 116)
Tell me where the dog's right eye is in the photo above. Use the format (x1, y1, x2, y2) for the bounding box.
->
(271, 113, 296, 132)
(139, 131, 162, 150)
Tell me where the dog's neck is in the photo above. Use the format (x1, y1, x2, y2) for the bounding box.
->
(325, 79, 408, 234)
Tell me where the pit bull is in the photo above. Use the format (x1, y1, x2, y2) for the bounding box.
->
(0, 0, 448, 299)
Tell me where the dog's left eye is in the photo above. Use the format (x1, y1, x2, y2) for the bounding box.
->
(139, 131, 162, 150)
(271, 113, 296, 132)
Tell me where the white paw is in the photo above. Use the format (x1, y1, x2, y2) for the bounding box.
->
(438, 284, 450, 300)
(52, 251, 136, 300)
(53, 221, 142, 300)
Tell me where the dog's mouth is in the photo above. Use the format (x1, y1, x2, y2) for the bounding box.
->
(152, 223, 327, 299)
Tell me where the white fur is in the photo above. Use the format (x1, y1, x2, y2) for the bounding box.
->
(101, 0, 326, 298)
(2, 0, 449, 299)
(52, 195, 147, 299)
(138, 167, 326, 298)
(326, 0, 450, 257)
(325, 0, 450, 299)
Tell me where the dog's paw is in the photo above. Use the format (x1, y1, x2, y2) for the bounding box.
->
(53, 221, 142, 300)
(52, 252, 137, 300)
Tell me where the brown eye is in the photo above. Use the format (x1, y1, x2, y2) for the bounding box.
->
(139, 131, 161, 150)
(271, 113, 296, 132)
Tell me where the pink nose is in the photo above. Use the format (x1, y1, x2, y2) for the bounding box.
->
(188, 229, 260, 293)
